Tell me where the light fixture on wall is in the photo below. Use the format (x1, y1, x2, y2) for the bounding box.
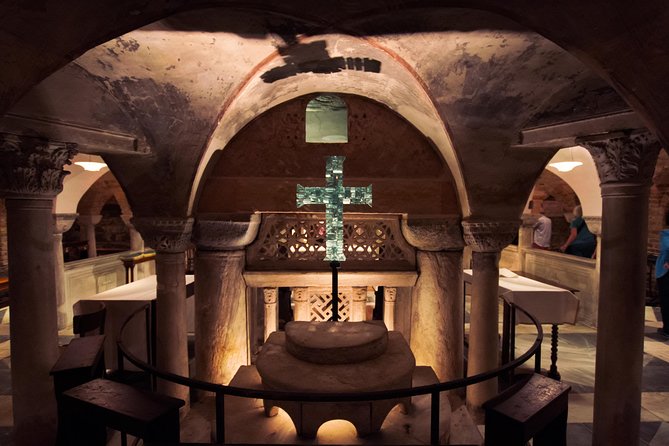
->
(548, 147, 583, 172)
(74, 154, 107, 172)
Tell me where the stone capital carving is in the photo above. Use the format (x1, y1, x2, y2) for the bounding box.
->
(461, 219, 520, 253)
(384, 287, 397, 302)
(194, 213, 261, 251)
(263, 288, 278, 305)
(401, 215, 464, 251)
(131, 217, 194, 253)
(577, 130, 661, 186)
(584, 216, 602, 236)
(53, 213, 78, 234)
(352, 287, 367, 302)
(0, 133, 77, 198)
(292, 287, 309, 303)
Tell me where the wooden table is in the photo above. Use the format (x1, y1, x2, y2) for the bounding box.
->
(76, 275, 194, 372)
(463, 269, 579, 380)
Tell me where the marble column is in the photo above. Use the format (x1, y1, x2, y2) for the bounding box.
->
(133, 217, 193, 407)
(383, 287, 396, 330)
(263, 288, 278, 341)
(192, 216, 259, 386)
(292, 287, 310, 321)
(350, 287, 367, 321)
(54, 213, 77, 329)
(402, 216, 465, 384)
(578, 130, 661, 446)
(0, 133, 77, 445)
(78, 213, 102, 258)
(462, 219, 519, 417)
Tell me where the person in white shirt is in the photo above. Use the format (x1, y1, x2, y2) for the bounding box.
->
(532, 209, 552, 250)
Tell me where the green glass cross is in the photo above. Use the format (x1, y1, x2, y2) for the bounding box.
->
(296, 156, 372, 261)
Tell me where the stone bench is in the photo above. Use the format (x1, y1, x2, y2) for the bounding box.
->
(483, 373, 571, 446)
(59, 378, 184, 445)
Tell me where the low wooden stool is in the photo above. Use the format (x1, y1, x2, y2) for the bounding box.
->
(59, 378, 184, 445)
(484, 373, 571, 446)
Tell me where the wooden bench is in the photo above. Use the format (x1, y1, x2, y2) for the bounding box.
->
(59, 378, 184, 445)
(484, 373, 571, 446)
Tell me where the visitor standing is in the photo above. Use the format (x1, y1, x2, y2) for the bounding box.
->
(532, 208, 552, 250)
(560, 205, 596, 258)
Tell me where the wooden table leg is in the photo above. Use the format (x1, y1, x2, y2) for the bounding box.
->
(548, 324, 561, 381)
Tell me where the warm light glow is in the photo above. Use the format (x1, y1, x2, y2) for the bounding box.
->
(74, 161, 108, 172)
(548, 161, 583, 172)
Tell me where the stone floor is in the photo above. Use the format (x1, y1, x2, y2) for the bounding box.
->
(0, 305, 668, 445)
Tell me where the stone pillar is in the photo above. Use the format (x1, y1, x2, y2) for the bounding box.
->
(293, 287, 310, 321)
(54, 213, 77, 329)
(192, 216, 260, 385)
(383, 287, 396, 330)
(585, 216, 602, 327)
(132, 217, 193, 407)
(350, 287, 367, 321)
(78, 214, 102, 258)
(578, 130, 661, 446)
(462, 219, 519, 417)
(401, 216, 465, 384)
(518, 214, 537, 273)
(263, 288, 278, 341)
(0, 133, 77, 445)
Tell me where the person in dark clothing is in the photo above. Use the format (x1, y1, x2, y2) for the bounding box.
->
(655, 210, 669, 338)
(560, 205, 596, 258)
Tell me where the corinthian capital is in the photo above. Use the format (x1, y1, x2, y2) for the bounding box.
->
(0, 133, 77, 198)
(131, 217, 194, 253)
(461, 219, 520, 253)
(577, 130, 661, 186)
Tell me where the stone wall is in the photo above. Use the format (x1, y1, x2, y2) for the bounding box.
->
(647, 149, 669, 255)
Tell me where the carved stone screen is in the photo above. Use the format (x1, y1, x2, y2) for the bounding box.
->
(246, 213, 415, 271)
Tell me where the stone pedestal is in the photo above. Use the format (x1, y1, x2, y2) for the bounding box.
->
(0, 134, 77, 445)
(54, 213, 77, 329)
(462, 220, 518, 418)
(579, 130, 660, 446)
(133, 217, 193, 407)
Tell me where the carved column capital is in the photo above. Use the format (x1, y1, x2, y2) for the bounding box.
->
(292, 287, 309, 303)
(352, 287, 367, 302)
(263, 288, 278, 305)
(384, 287, 397, 302)
(193, 213, 261, 251)
(53, 213, 78, 235)
(461, 219, 520, 253)
(577, 130, 661, 186)
(401, 215, 464, 251)
(131, 217, 194, 253)
(0, 133, 77, 198)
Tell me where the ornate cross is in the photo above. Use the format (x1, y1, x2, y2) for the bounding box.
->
(296, 156, 372, 262)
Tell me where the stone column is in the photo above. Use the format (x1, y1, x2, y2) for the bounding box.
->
(402, 216, 465, 384)
(578, 130, 661, 446)
(585, 216, 602, 327)
(350, 287, 367, 321)
(0, 133, 77, 445)
(133, 217, 193, 406)
(192, 216, 259, 386)
(518, 214, 537, 272)
(78, 213, 102, 258)
(293, 287, 310, 321)
(54, 213, 77, 329)
(383, 287, 396, 330)
(263, 288, 278, 341)
(462, 219, 519, 417)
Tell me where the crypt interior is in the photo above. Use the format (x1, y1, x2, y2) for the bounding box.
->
(1, 1, 669, 445)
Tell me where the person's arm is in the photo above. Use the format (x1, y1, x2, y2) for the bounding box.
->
(560, 227, 577, 252)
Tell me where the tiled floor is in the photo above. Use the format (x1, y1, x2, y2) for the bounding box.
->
(0, 306, 668, 444)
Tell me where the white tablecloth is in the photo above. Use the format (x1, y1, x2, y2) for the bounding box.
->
(76, 274, 195, 370)
(463, 270, 578, 325)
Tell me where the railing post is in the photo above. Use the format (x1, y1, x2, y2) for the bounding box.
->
(430, 391, 440, 445)
(216, 390, 225, 444)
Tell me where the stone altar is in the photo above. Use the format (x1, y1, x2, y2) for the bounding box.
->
(255, 321, 415, 438)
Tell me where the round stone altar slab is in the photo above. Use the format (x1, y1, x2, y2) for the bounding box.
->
(285, 320, 388, 364)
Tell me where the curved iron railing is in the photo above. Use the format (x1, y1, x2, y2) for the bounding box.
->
(117, 301, 544, 445)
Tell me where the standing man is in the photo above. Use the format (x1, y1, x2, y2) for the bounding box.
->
(533, 206, 552, 250)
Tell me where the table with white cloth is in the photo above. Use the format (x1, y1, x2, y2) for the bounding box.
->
(75, 274, 195, 372)
(463, 269, 579, 380)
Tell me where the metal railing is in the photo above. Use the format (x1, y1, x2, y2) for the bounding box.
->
(117, 302, 544, 445)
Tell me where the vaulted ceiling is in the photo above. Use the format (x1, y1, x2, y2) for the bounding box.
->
(1, 1, 666, 221)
